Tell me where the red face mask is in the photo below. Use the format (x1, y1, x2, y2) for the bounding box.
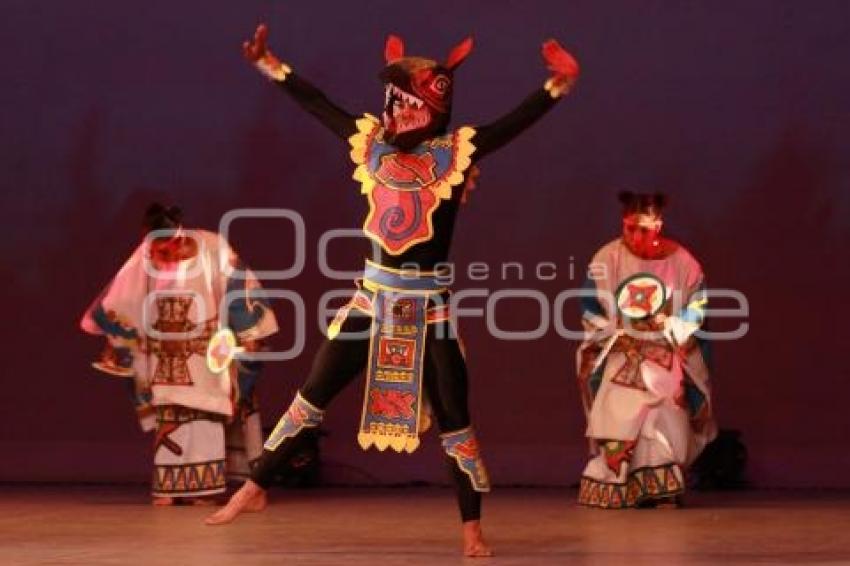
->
(622, 214, 663, 258)
(147, 229, 197, 266)
(379, 35, 473, 148)
(149, 237, 182, 264)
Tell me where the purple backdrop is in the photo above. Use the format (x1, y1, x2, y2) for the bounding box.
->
(1, 0, 848, 487)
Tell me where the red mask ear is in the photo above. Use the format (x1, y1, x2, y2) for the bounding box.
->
(385, 34, 405, 64)
(445, 36, 474, 70)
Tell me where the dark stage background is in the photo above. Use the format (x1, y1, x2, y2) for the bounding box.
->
(1, 1, 848, 488)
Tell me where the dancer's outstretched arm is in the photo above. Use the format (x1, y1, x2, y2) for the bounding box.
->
(243, 23, 358, 140)
(473, 39, 580, 159)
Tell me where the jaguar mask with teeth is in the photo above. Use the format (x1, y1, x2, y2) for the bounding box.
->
(379, 35, 473, 150)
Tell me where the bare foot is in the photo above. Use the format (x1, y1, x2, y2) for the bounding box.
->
(152, 496, 174, 506)
(462, 520, 494, 558)
(242, 490, 267, 513)
(204, 480, 267, 525)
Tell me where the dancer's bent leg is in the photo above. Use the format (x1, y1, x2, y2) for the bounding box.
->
(206, 313, 371, 525)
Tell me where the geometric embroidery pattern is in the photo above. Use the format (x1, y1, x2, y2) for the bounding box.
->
(609, 335, 674, 391)
(152, 459, 226, 496)
(577, 463, 684, 509)
(358, 290, 429, 454)
(146, 295, 216, 386)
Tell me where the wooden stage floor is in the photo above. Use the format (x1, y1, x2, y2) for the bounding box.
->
(1, 486, 849, 565)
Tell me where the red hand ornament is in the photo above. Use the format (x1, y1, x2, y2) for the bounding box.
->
(542, 39, 580, 80)
(242, 23, 290, 81)
(541, 39, 579, 97)
(243, 23, 269, 62)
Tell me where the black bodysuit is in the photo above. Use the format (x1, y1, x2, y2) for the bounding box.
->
(251, 72, 561, 522)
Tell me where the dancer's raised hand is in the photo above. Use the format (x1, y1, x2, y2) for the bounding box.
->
(243, 23, 290, 81)
(541, 39, 579, 97)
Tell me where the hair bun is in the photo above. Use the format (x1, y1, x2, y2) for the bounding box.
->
(143, 201, 183, 233)
(618, 190, 668, 215)
(166, 205, 183, 224)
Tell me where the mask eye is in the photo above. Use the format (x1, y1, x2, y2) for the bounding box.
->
(430, 74, 450, 95)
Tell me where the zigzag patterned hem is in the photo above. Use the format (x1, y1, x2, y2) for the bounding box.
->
(152, 459, 226, 497)
(578, 463, 685, 509)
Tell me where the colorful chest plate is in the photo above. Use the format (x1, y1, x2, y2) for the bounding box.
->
(349, 114, 476, 255)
